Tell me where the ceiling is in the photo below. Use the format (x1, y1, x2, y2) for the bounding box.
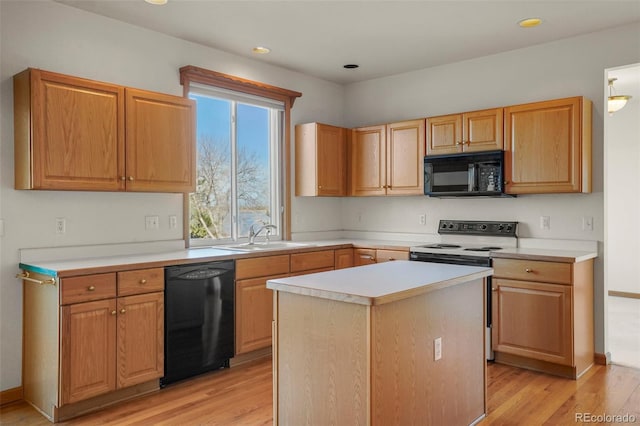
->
(56, 0, 640, 84)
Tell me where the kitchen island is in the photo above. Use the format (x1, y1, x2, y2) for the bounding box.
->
(267, 260, 493, 426)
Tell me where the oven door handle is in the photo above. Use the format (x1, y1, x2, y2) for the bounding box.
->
(468, 163, 476, 191)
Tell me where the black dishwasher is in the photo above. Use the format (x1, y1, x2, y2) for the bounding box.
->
(162, 260, 235, 386)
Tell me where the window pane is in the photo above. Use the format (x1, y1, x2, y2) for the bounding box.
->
(189, 94, 232, 240)
(236, 103, 272, 237)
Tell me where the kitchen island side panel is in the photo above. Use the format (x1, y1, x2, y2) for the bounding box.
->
(371, 278, 485, 426)
(275, 291, 370, 426)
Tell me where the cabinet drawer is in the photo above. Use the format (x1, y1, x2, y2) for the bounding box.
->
(493, 258, 572, 285)
(236, 255, 290, 280)
(354, 249, 377, 266)
(61, 273, 117, 305)
(118, 268, 164, 296)
(290, 250, 335, 273)
(376, 249, 409, 263)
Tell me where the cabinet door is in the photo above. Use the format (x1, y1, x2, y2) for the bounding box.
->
(117, 292, 164, 388)
(335, 248, 354, 269)
(23, 69, 125, 191)
(426, 114, 462, 155)
(353, 249, 376, 266)
(61, 299, 117, 404)
(492, 279, 572, 366)
(463, 108, 503, 152)
(317, 124, 347, 196)
(125, 89, 196, 192)
(350, 125, 386, 196)
(504, 97, 590, 194)
(386, 120, 425, 195)
(236, 274, 287, 354)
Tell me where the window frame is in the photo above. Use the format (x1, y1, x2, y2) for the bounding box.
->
(179, 65, 301, 246)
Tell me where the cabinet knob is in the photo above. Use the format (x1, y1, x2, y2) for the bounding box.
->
(111, 310, 117, 316)
(525, 268, 532, 273)
(128, 176, 134, 181)
(504, 181, 510, 185)
(120, 176, 126, 181)
(140, 279, 147, 284)
(492, 288, 497, 291)
(456, 141, 463, 145)
(88, 286, 96, 292)
(120, 308, 126, 314)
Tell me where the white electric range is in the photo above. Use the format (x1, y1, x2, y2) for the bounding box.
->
(409, 220, 518, 360)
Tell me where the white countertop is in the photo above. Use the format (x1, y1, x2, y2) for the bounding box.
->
(266, 260, 492, 306)
(493, 247, 597, 263)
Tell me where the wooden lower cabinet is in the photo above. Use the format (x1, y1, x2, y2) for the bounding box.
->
(353, 248, 377, 266)
(492, 257, 594, 378)
(335, 248, 354, 269)
(376, 249, 409, 263)
(22, 268, 164, 422)
(353, 248, 409, 265)
(236, 274, 287, 355)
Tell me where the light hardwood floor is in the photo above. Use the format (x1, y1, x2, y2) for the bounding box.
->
(1, 358, 639, 425)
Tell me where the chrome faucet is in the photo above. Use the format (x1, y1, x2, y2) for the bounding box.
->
(248, 222, 277, 245)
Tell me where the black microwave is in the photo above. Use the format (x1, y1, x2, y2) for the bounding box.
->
(424, 150, 509, 197)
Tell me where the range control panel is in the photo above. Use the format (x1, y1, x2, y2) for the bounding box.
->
(438, 220, 518, 237)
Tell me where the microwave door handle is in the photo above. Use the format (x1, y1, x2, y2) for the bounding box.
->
(468, 164, 476, 191)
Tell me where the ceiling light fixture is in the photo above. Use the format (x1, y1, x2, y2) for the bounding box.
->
(145, 0, 168, 4)
(518, 18, 542, 28)
(608, 78, 632, 114)
(343, 64, 359, 69)
(252, 46, 271, 54)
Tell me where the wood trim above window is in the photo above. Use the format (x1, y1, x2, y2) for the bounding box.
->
(179, 65, 301, 241)
(179, 65, 302, 107)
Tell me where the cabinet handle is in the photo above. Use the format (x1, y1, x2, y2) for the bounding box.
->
(360, 255, 374, 260)
(120, 176, 126, 181)
(492, 288, 497, 291)
(120, 308, 126, 314)
(504, 180, 510, 185)
(111, 310, 117, 316)
(318, 185, 322, 189)
(88, 286, 96, 292)
(128, 176, 134, 181)
(139, 279, 147, 284)
(456, 141, 463, 145)
(525, 268, 533, 273)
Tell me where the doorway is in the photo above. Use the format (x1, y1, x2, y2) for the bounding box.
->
(604, 63, 640, 369)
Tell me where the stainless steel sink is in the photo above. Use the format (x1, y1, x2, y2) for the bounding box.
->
(219, 242, 316, 252)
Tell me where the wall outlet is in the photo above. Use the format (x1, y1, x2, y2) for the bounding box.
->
(169, 215, 178, 229)
(434, 337, 442, 361)
(540, 216, 550, 230)
(55, 218, 66, 235)
(419, 214, 426, 225)
(582, 216, 594, 231)
(145, 215, 160, 230)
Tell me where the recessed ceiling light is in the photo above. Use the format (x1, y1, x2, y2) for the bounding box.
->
(518, 18, 542, 28)
(344, 64, 359, 69)
(145, 0, 168, 5)
(252, 46, 271, 54)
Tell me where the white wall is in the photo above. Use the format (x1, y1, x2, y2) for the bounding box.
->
(605, 64, 640, 294)
(342, 22, 640, 356)
(0, 0, 344, 391)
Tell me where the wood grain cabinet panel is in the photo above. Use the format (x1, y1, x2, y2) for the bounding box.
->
(295, 123, 347, 196)
(61, 273, 117, 305)
(504, 96, 592, 194)
(375, 249, 409, 263)
(117, 267, 164, 296)
(13, 68, 195, 193)
(117, 292, 164, 388)
(492, 257, 594, 379)
(335, 248, 354, 269)
(351, 120, 424, 196)
(426, 108, 502, 155)
(61, 299, 117, 405)
(290, 250, 335, 272)
(14, 68, 125, 191)
(125, 89, 196, 192)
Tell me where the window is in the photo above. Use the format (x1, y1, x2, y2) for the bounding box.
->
(188, 85, 284, 244)
(179, 65, 302, 245)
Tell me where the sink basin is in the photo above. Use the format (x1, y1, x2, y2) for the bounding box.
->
(219, 242, 316, 252)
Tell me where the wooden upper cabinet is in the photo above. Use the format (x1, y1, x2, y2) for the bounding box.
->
(13, 68, 195, 193)
(14, 68, 125, 191)
(426, 108, 503, 155)
(351, 120, 424, 196)
(351, 125, 387, 196)
(295, 123, 347, 196)
(125, 89, 196, 192)
(386, 119, 425, 195)
(504, 97, 592, 194)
